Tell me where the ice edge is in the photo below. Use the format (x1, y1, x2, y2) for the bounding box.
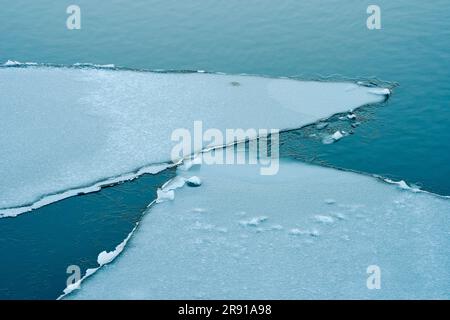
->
(0, 163, 172, 218)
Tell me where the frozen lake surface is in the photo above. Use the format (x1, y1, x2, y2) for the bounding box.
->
(0, 66, 388, 216)
(68, 157, 450, 299)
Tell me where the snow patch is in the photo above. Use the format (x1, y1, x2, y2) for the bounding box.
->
(314, 215, 335, 224)
(239, 216, 269, 227)
(288, 228, 320, 237)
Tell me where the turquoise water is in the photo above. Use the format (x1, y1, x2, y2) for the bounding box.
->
(1, 0, 449, 299)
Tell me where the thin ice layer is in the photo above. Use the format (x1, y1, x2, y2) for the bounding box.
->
(0, 66, 388, 213)
(68, 159, 450, 299)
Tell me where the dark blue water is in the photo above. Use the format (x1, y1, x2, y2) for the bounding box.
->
(0, 169, 175, 299)
(1, 0, 449, 299)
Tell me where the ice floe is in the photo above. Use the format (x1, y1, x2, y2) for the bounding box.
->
(67, 159, 450, 299)
(0, 65, 389, 216)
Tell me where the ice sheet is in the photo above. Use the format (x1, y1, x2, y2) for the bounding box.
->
(0, 66, 389, 215)
(68, 158, 450, 299)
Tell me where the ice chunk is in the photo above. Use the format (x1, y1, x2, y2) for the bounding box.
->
(155, 176, 192, 203)
(67, 159, 450, 299)
(96, 230, 132, 267)
(332, 131, 344, 140)
(0, 66, 389, 216)
(322, 131, 344, 144)
(186, 176, 202, 187)
(369, 87, 391, 96)
(96, 230, 134, 268)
